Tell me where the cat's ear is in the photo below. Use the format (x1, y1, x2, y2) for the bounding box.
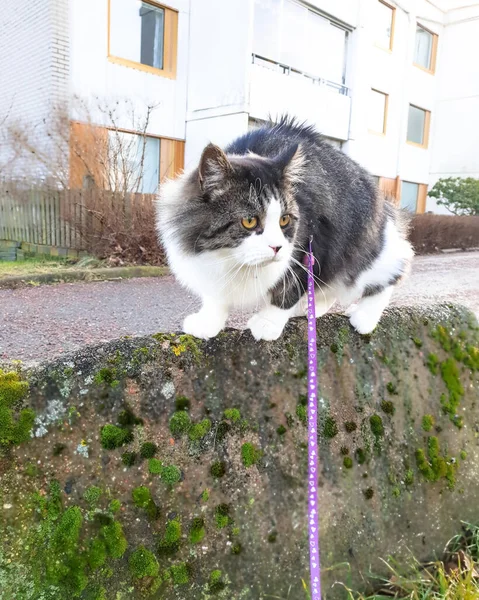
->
(198, 143, 232, 191)
(275, 143, 305, 184)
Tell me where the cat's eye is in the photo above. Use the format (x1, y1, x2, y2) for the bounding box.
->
(280, 215, 291, 228)
(242, 217, 258, 230)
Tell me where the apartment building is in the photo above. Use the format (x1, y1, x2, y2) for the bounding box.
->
(0, 0, 478, 213)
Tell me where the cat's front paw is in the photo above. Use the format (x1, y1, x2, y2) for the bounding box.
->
(248, 314, 285, 341)
(348, 309, 380, 335)
(183, 312, 224, 340)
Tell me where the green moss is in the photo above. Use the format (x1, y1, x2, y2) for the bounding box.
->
(392, 486, 401, 497)
(100, 424, 132, 449)
(129, 545, 159, 578)
(169, 411, 191, 436)
(427, 353, 440, 375)
(0, 369, 33, 447)
(224, 408, 241, 423)
(356, 448, 367, 465)
(380, 400, 395, 415)
(404, 469, 414, 486)
(369, 414, 384, 437)
(296, 403, 307, 425)
(465, 345, 479, 371)
(88, 537, 107, 569)
(109, 499, 121, 513)
(231, 542, 242, 555)
(276, 424, 287, 435)
(216, 421, 231, 442)
(440, 358, 464, 426)
(102, 521, 127, 558)
(161, 465, 182, 486)
(189, 517, 206, 544)
(421, 415, 434, 432)
(215, 504, 232, 529)
(363, 487, 374, 500)
(268, 531, 278, 543)
(386, 382, 398, 395)
(140, 442, 157, 458)
(132, 486, 151, 508)
(24, 462, 38, 477)
(148, 458, 163, 474)
(175, 395, 191, 411)
(209, 569, 226, 593)
(460, 450, 467, 460)
(84, 485, 102, 507)
(201, 489, 210, 503)
(188, 418, 211, 441)
(415, 436, 457, 488)
(344, 421, 357, 433)
(93, 367, 118, 386)
(323, 416, 338, 439)
(158, 519, 182, 555)
(412, 337, 423, 348)
(343, 456, 353, 469)
(210, 461, 226, 478)
(122, 451, 137, 466)
(241, 442, 262, 467)
(170, 563, 190, 585)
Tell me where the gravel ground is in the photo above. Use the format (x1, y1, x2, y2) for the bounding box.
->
(1, 251, 478, 363)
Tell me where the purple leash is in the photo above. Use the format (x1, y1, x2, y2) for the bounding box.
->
(307, 236, 321, 599)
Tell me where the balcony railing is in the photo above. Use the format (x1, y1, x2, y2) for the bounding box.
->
(252, 54, 349, 96)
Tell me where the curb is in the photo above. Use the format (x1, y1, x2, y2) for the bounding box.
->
(0, 265, 170, 290)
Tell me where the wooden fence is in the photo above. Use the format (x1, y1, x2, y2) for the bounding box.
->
(0, 185, 159, 262)
(0, 187, 84, 249)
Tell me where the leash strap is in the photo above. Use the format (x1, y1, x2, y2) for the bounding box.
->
(307, 236, 321, 599)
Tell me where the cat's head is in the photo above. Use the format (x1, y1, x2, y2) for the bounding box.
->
(162, 143, 304, 268)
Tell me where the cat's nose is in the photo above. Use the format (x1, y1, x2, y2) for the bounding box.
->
(270, 246, 282, 255)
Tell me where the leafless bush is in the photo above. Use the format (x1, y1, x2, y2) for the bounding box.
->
(410, 214, 479, 254)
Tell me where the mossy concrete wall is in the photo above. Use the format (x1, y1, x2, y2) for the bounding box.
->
(1, 305, 478, 600)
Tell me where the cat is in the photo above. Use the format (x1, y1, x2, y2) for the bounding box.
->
(156, 117, 413, 341)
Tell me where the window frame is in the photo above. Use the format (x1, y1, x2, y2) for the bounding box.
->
(406, 104, 431, 149)
(107, 0, 178, 79)
(374, 0, 396, 52)
(399, 181, 428, 213)
(368, 88, 389, 135)
(413, 23, 438, 74)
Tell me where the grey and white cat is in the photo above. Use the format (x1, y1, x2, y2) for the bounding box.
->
(156, 117, 413, 341)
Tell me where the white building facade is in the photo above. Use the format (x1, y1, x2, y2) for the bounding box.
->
(0, 0, 478, 213)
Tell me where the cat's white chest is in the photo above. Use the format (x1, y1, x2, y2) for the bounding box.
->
(167, 243, 286, 309)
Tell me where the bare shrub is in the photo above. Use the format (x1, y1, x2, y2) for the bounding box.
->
(62, 188, 163, 265)
(410, 214, 479, 254)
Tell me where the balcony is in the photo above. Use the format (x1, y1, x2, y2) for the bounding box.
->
(248, 54, 351, 141)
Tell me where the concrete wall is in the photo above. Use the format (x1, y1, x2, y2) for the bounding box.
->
(69, 0, 189, 140)
(0, 0, 69, 178)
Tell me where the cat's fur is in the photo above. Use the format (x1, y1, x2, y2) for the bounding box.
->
(156, 117, 413, 341)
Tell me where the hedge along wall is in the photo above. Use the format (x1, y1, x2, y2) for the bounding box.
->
(0, 305, 478, 599)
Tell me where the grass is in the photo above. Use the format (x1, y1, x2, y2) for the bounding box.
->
(342, 522, 479, 599)
(0, 255, 102, 278)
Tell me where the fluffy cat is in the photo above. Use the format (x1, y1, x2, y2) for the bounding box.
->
(156, 117, 413, 341)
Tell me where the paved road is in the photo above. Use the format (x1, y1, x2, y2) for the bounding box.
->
(1, 251, 478, 363)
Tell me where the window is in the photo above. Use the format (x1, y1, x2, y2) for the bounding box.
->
(108, 130, 160, 193)
(414, 24, 438, 73)
(374, 1, 395, 50)
(108, 0, 178, 78)
(400, 181, 419, 212)
(368, 89, 388, 134)
(406, 105, 431, 147)
(253, 0, 348, 84)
